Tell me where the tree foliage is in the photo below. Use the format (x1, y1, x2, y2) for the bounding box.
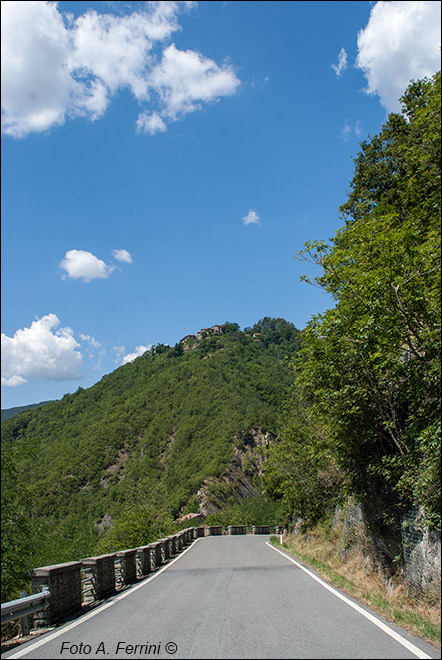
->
(1, 441, 35, 601)
(263, 388, 344, 529)
(291, 72, 441, 539)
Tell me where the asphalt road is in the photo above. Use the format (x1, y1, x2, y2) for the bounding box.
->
(3, 536, 440, 660)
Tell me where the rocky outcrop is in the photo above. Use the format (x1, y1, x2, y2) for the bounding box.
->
(401, 506, 441, 593)
(196, 428, 276, 516)
(331, 499, 441, 594)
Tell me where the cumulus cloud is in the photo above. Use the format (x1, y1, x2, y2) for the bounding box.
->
(144, 43, 240, 125)
(121, 345, 152, 365)
(112, 249, 133, 264)
(242, 209, 260, 226)
(136, 111, 167, 135)
(332, 47, 348, 77)
(1, 314, 83, 386)
(60, 249, 115, 282)
(1, 1, 239, 138)
(356, 1, 441, 112)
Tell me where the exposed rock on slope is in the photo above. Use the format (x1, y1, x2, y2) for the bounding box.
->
(197, 428, 276, 516)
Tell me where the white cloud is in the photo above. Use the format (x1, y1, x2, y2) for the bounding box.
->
(242, 209, 260, 225)
(1, 1, 86, 138)
(143, 43, 240, 126)
(112, 249, 133, 264)
(356, 1, 441, 112)
(1, 1, 239, 138)
(121, 345, 152, 365)
(332, 47, 348, 77)
(1, 314, 83, 386)
(79, 333, 101, 348)
(60, 249, 114, 282)
(136, 111, 167, 135)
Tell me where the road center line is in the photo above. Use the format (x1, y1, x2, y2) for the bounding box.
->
(266, 541, 432, 660)
(6, 539, 201, 659)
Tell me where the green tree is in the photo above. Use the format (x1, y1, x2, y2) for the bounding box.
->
(293, 73, 440, 547)
(96, 479, 174, 553)
(1, 441, 35, 601)
(263, 388, 343, 528)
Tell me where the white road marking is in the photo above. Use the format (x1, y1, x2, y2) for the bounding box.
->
(266, 541, 432, 660)
(6, 539, 201, 659)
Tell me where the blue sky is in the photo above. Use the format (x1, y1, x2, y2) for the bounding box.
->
(2, 1, 441, 408)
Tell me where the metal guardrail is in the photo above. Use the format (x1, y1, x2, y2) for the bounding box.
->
(1, 590, 50, 627)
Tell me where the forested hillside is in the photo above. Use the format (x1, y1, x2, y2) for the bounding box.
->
(1, 318, 300, 601)
(264, 73, 441, 568)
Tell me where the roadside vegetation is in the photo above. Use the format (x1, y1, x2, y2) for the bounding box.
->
(265, 72, 441, 574)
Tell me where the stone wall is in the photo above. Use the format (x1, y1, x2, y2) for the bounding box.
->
(81, 554, 116, 601)
(228, 525, 247, 535)
(30, 562, 82, 626)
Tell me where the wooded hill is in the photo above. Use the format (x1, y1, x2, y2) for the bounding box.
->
(1, 318, 300, 601)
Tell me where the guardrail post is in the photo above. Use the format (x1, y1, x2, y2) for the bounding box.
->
(19, 591, 30, 636)
(195, 526, 206, 538)
(136, 546, 152, 577)
(207, 525, 223, 536)
(228, 525, 247, 535)
(30, 562, 82, 626)
(252, 525, 271, 534)
(168, 535, 178, 556)
(149, 542, 163, 570)
(158, 538, 171, 561)
(81, 554, 116, 602)
(115, 549, 137, 588)
(176, 533, 184, 552)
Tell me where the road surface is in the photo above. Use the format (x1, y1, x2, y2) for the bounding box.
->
(3, 536, 440, 659)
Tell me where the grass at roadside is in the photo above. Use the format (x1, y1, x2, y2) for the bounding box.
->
(269, 529, 441, 648)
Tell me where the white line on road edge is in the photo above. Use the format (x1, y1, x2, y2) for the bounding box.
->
(6, 539, 201, 659)
(266, 541, 432, 660)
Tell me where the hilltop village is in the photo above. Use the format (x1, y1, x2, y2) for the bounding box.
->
(180, 324, 262, 348)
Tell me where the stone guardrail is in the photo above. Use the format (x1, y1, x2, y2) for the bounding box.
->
(5, 525, 282, 632)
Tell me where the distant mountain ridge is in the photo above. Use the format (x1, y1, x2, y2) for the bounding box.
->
(1, 400, 53, 423)
(1, 318, 300, 584)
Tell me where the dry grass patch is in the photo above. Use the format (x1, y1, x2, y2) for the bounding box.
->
(271, 523, 440, 648)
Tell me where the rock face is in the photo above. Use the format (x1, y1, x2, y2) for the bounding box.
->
(196, 428, 276, 516)
(332, 499, 441, 594)
(401, 506, 441, 593)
